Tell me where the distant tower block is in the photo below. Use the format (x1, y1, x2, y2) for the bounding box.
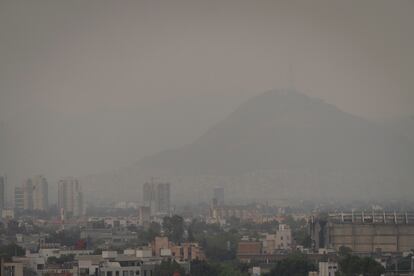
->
(58, 177, 84, 218)
(213, 186, 224, 206)
(143, 179, 171, 216)
(20, 175, 48, 211)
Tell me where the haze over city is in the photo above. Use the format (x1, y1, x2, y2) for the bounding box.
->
(1, 0, 414, 198)
(1, 1, 414, 275)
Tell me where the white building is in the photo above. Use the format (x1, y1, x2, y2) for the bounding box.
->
(77, 253, 156, 276)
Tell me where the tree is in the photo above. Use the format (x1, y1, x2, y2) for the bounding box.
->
(339, 254, 385, 276)
(154, 260, 186, 276)
(163, 215, 185, 243)
(266, 253, 316, 276)
(360, 257, 386, 276)
(0, 243, 25, 260)
(46, 229, 81, 246)
(147, 222, 162, 241)
(338, 246, 352, 257)
(217, 263, 248, 276)
(190, 260, 219, 276)
(202, 232, 238, 261)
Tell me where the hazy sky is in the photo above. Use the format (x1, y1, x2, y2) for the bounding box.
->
(1, 0, 414, 120)
(1, 0, 414, 186)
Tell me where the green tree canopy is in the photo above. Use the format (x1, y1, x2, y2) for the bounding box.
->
(163, 215, 185, 243)
(154, 259, 186, 276)
(339, 254, 385, 276)
(266, 253, 316, 276)
(0, 243, 25, 260)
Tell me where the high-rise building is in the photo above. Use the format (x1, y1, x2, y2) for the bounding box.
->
(0, 175, 5, 210)
(157, 182, 170, 214)
(32, 175, 48, 211)
(213, 186, 225, 206)
(23, 179, 34, 210)
(14, 187, 24, 210)
(143, 180, 170, 216)
(143, 182, 157, 215)
(17, 175, 48, 211)
(58, 177, 83, 217)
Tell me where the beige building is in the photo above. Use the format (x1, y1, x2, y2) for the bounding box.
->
(318, 261, 338, 276)
(262, 224, 292, 253)
(275, 224, 292, 250)
(151, 236, 205, 261)
(152, 236, 170, 257)
(170, 243, 205, 261)
(1, 261, 24, 276)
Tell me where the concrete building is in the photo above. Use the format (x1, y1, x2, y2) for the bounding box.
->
(275, 224, 292, 250)
(262, 233, 276, 254)
(138, 206, 151, 226)
(14, 187, 24, 210)
(150, 236, 205, 262)
(213, 186, 224, 206)
(143, 180, 170, 216)
(157, 182, 170, 215)
(170, 243, 206, 261)
(152, 236, 170, 257)
(77, 252, 156, 276)
(0, 261, 24, 276)
(32, 175, 48, 211)
(58, 177, 84, 217)
(318, 261, 338, 276)
(2, 209, 14, 219)
(209, 205, 262, 224)
(17, 175, 48, 211)
(310, 212, 414, 253)
(261, 225, 293, 254)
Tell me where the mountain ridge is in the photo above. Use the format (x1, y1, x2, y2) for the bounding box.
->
(76, 89, 413, 202)
(137, 90, 413, 175)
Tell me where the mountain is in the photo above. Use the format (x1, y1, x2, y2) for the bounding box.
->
(385, 115, 414, 144)
(140, 90, 411, 174)
(83, 90, 414, 202)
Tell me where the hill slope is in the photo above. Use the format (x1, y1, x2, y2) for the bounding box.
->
(140, 90, 412, 173)
(85, 90, 414, 202)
